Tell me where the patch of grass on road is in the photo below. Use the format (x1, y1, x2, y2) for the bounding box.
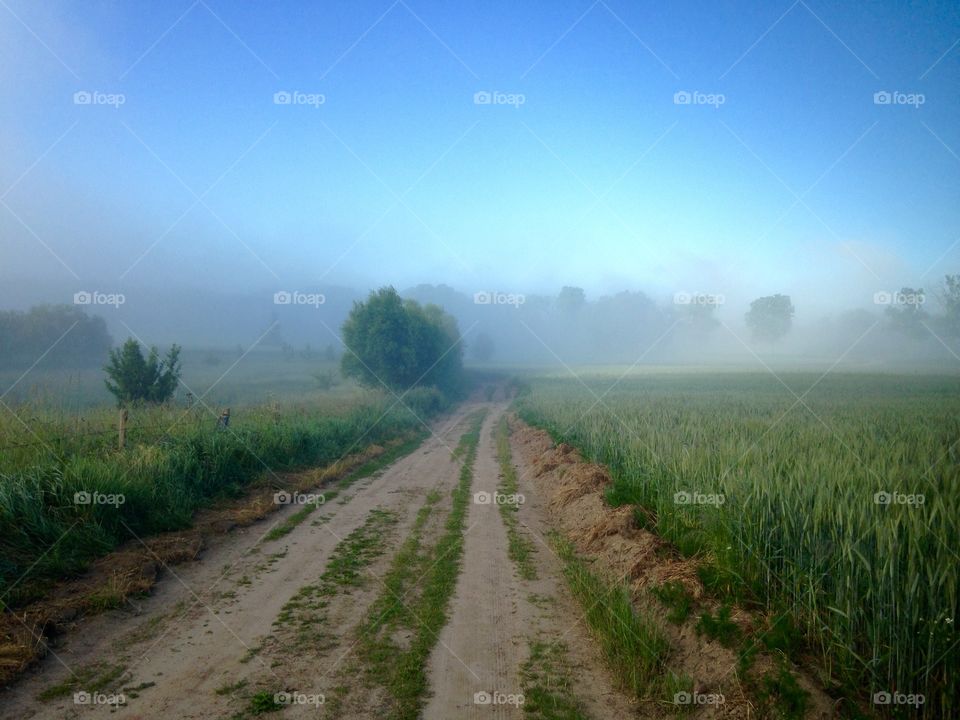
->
(273, 507, 399, 651)
(264, 502, 320, 541)
(264, 433, 427, 542)
(495, 415, 537, 580)
(357, 410, 487, 720)
(37, 661, 127, 701)
(215, 678, 248, 696)
(520, 639, 589, 720)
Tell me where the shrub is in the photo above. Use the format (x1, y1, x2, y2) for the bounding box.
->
(104, 339, 181, 406)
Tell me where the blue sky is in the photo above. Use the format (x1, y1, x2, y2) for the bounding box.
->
(1, 0, 959, 314)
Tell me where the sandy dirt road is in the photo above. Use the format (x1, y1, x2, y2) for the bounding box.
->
(423, 404, 525, 719)
(1, 399, 639, 719)
(424, 404, 639, 719)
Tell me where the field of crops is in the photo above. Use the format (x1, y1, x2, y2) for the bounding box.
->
(516, 372, 959, 716)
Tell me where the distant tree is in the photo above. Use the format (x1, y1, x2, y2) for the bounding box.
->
(939, 275, 960, 337)
(556, 286, 586, 314)
(745, 294, 794, 342)
(340, 287, 463, 394)
(0, 304, 111, 369)
(884, 287, 928, 338)
(323, 343, 337, 362)
(682, 302, 720, 333)
(104, 338, 182, 406)
(472, 332, 495, 362)
(586, 291, 665, 361)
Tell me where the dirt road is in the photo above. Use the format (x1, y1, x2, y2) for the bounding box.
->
(1, 400, 639, 719)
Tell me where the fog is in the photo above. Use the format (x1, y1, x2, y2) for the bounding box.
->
(2, 0, 958, 374)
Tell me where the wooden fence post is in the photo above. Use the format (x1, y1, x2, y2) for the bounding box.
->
(118, 409, 128, 450)
(217, 408, 231, 430)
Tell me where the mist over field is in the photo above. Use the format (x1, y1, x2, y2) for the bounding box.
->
(1, 2, 958, 719)
(2, 1, 959, 376)
(2, 278, 958, 374)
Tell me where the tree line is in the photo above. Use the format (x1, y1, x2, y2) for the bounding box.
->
(0, 305, 112, 369)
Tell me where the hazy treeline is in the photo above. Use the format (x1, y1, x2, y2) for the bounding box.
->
(405, 281, 960, 367)
(2, 277, 959, 371)
(0, 305, 111, 369)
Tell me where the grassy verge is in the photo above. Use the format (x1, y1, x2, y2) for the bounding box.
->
(0, 391, 448, 606)
(550, 531, 669, 698)
(495, 416, 537, 580)
(355, 410, 486, 720)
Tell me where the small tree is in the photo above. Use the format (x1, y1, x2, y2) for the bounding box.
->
(745, 294, 794, 342)
(104, 338, 182, 406)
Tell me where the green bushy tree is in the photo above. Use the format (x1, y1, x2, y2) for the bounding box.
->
(745, 294, 794, 342)
(340, 287, 463, 395)
(104, 338, 182, 406)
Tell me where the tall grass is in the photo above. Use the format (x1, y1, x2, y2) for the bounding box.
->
(518, 373, 959, 716)
(551, 531, 669, 696)
(0, 386, 450, 605)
